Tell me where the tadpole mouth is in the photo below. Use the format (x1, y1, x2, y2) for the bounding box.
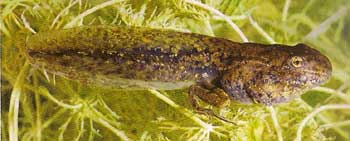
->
(305, 71, 332, 86)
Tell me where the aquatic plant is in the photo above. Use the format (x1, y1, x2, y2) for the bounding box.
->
(1, 0, 349, 140)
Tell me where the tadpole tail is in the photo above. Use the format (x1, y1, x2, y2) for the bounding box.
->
(14, 29, 35, 54)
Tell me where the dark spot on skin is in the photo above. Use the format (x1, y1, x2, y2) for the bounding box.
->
(113, 56, 125, 64)
(60, 60, 70, 67)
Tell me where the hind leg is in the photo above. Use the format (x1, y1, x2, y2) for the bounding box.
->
(188, 83, 234, 124)
(189, 84, 230, 108)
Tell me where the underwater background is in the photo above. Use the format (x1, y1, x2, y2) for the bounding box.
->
(1, 0, 350, 140)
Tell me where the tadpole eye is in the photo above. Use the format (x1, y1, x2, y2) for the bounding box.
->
(291, 56, 303, 68)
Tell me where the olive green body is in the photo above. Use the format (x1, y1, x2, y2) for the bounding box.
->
(25, 26, 332, 105)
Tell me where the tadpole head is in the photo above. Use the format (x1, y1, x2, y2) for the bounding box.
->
(220, 43, 332, 105)
(257, 43, 332, 104)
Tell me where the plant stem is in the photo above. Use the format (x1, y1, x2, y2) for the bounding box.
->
(249, 16, 276, 44)
(304, 7, 348, 39)
(93, 116, 130, 141)
(313, 86, 350, 103)
(185, 0, 249, 42)
(8, 61, 30, 141)
(268, 106, 283, 141)
(34, 74, 42, 141)
(64, 0, 125, 28)
(296, 104, 350, 141)
(38, 87, 83, 109)
(50, 0, 80, 29)
(147, 89, 211, 129)
(282, 0, 291, 22)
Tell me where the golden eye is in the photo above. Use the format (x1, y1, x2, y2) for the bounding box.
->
(291, 56, 303, 67)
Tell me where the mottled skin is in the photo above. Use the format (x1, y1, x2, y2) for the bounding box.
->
(25, 26, 332, 108)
